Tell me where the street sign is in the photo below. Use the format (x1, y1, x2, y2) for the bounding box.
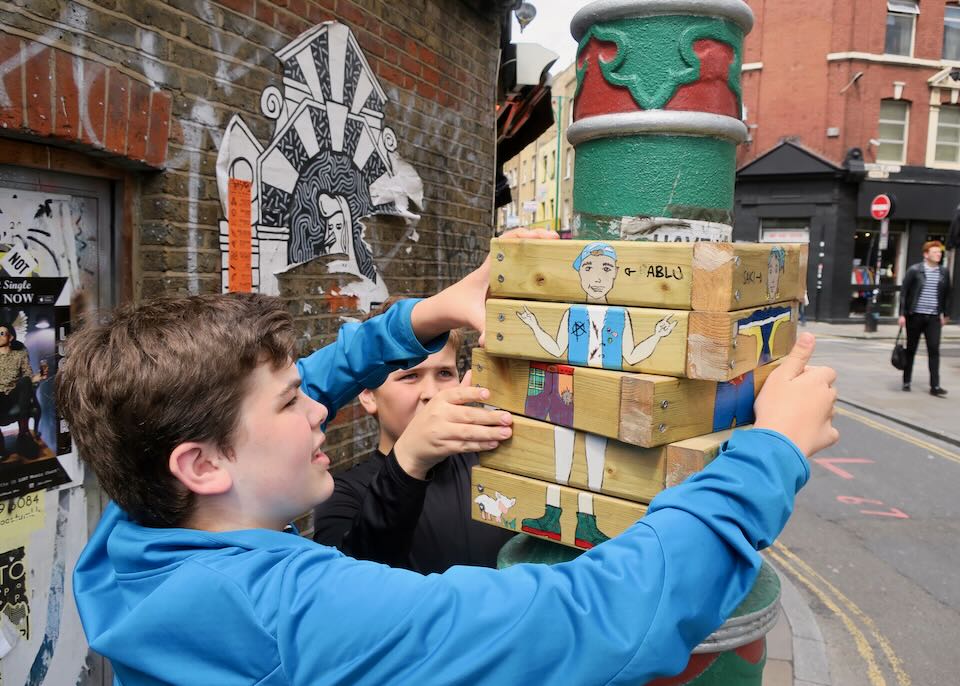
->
(879, 218, 889, 250)
(870, 194, 892, 220)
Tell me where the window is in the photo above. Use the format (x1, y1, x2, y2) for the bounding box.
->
(885, 0, 918, 56)
(550, 150, 556, 180)
(549, 198, 555, 220)
(542, 155, 548, 182)
(935, 104, 960, 163)
(565, 147, 572, 178)
(945, 5, 960, 60)
(877, 99, 909, 162)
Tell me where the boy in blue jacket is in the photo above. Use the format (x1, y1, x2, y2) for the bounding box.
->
(61, 249, 838, 685)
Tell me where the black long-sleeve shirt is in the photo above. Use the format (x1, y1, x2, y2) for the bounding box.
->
(313, 450, 515, 574)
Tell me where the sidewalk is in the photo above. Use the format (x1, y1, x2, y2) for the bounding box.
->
(763, 567, 833, 686)
(803, 321, 960, 447)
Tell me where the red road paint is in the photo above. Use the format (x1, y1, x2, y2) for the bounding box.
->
(813, 458, 874, 480)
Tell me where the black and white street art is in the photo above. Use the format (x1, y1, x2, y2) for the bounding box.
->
(216, 22, 424, 308)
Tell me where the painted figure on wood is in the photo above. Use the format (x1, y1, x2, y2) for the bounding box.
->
(524, 362, 575, 428)
(712, 372, 755, 432)
(521, 426, 610, 550)
(736, 305, 792, 366)
(516, 243, 678, 370)
(767, 246, 785, 302)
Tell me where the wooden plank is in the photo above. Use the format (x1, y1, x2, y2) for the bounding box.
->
(665, 427, 741, 488)
(485, 298, 689, 376)
(686, 302, 799, 380)
(473, 349, 779, 447)
(487, 238, 807, 311)
(478, 414, 668, 503)
(471, 466, 646, 551)
(690, 242, 808, 311)
(485, 298, 795, 381)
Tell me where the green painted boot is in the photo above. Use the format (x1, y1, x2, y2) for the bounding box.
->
(574, 512, 610, 549)
(521, 505, 562, 541)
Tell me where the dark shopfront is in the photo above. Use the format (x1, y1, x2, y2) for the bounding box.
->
(734, 141, 960, 323)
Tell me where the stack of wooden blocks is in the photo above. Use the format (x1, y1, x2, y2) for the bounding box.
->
(470, 238, 807, 550)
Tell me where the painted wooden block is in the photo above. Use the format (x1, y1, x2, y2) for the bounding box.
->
(665, 427, 742, 488)
(488, 238, 807, 311)
(687, 301, 798, 380)
(484, 298, 797, 380)
(479, 414, 668, 503)
(472, 348, 777, 446)
(471, 466, 647, 551)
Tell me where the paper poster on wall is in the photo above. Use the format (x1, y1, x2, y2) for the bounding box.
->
(215, 21, 425, 309)
(0, 278, 75, 500)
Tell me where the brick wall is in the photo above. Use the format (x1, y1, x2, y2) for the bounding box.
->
(739, 0, 949, 168)
(0, 0, 501, 472)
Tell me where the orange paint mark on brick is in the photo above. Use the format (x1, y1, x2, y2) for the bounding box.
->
(104, 70, 130, 154)
(326, 289, 359, 313)
(145, 89, 172, 167)
(53, 50, 80, 139)
(0, 33, 24, 132)
(125, 80, 152, 162)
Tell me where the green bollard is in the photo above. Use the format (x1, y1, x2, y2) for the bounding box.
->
(498, 535, 781, 686)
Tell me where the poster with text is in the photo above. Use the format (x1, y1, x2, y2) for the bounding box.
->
(0, 278, 75, 500)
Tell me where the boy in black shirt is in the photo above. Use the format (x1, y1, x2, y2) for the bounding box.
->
(313, 317, 514, 572)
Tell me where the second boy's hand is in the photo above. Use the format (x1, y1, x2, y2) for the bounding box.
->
(393, 374, 513, 480)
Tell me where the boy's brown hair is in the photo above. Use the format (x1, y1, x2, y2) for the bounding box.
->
(923, 240, 945, 253)
(56, 293, 297, 528)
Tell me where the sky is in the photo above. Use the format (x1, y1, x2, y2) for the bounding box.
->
(509, 0, 586, 76)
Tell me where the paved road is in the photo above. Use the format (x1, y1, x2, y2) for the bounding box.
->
(766, 334, 960, 686)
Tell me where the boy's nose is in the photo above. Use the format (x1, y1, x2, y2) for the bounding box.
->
(306, 396, 328, 427)
(419, 379, 439, 404)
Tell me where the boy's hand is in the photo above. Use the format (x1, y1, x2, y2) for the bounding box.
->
(753, 333, 839, 458)
(410, 229, 558, 344)
(393, 384, 513, 480)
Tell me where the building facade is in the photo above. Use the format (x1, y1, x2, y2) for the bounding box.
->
(0, 0, 510, 681)
(735, 0, 960, 322)
(499, 60, 576, 232)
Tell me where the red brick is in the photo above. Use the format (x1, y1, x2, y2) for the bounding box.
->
(104, 70, 130, 155)
(416, 81, 437, 100)
(307, 2, 335, 24)
(422, 65, 440, 86)
(288, 0, 307, 19)
(126, 79, 152, 161)
(78, 59, 106, 148)
(23, 44, 53, 136)
(355, 28, 384, 59)
(53, 49, 80, 140)
(219, 0, 254, 13)
(418, 43, 440, 68)
(378, 62, 404, 88)
(146, 89, 171, 167)
(275, 10, 309, 36)
(273, 0, 289, 7)
(0, 33, 23, 132)
(382, 26, 405, 49)
(399, 51, 420, 77)
(255, 2, 275, 27)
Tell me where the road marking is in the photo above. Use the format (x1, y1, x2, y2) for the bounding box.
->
(813, 457, 874, 479)
(835, 407, 960, 466)
(772, 541, 911, 686)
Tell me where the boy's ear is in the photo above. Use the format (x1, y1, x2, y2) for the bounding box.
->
(358, 389, 378, 417)
(169, 442, 232, 495)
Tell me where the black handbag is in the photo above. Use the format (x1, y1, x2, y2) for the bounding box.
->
(891, 327, 907, 370)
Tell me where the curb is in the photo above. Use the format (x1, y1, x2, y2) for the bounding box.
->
(837, 398, 960, 449)
(772, 563, 834, 686)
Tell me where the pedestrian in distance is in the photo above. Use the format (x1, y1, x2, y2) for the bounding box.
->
(899, 240, 952, 397)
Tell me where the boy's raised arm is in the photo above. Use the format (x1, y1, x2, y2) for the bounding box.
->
(280, 334, 836, 686)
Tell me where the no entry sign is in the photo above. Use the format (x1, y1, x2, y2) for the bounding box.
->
(870, 194, 893, 220)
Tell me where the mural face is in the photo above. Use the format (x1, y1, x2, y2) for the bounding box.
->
(216, 22, 424, 309)
(767, 246, 785, 302)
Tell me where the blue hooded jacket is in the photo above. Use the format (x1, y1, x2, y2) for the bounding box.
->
(73, 300, 809, 685)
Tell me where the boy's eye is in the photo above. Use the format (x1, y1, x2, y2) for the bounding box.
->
(284, 395, 298, 408)
(399, 373, 418, 382)
(439, 370, 456, 379)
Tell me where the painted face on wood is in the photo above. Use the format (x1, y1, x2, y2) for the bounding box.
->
(576, 252, 619, 303)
